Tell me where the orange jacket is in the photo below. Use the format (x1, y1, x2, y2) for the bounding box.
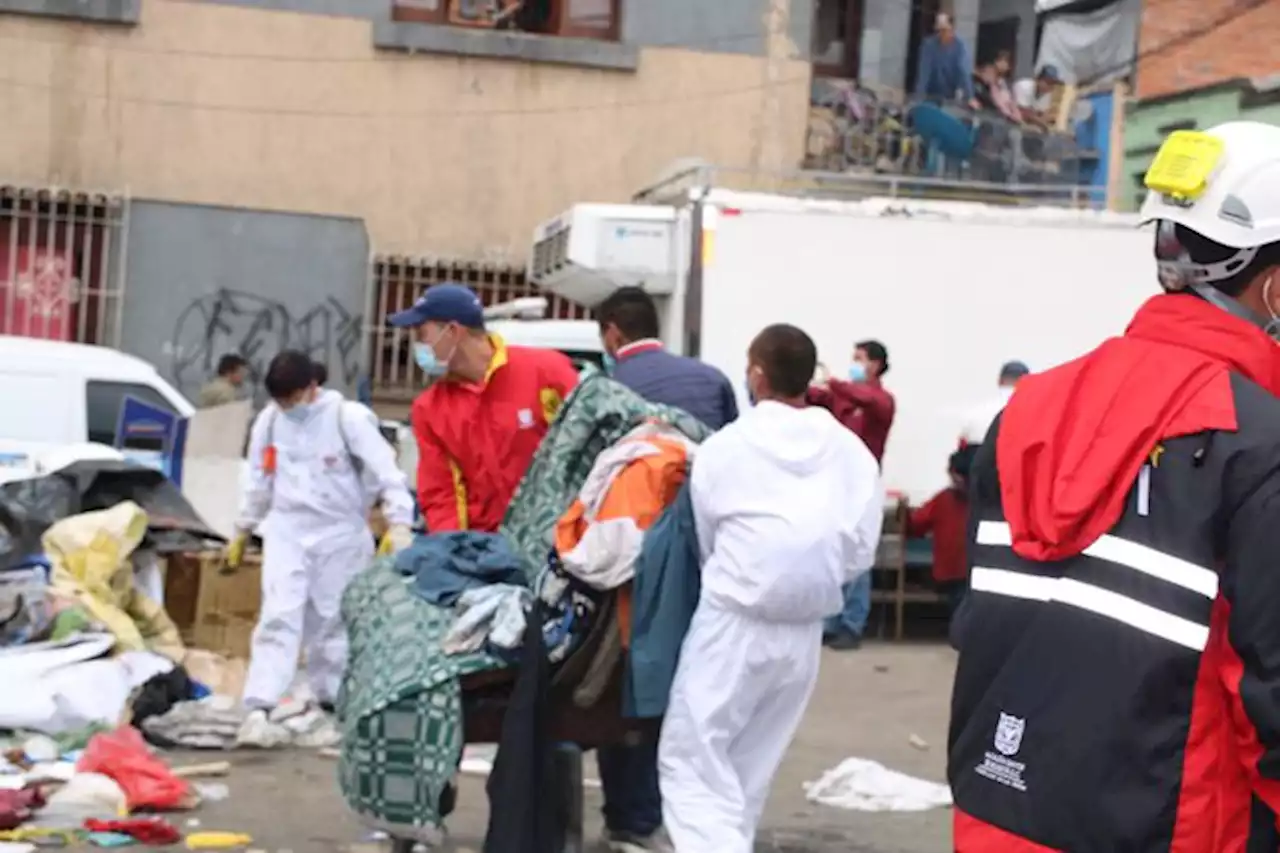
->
(554, 423, 695, 645)
(411, 336, 579, 532)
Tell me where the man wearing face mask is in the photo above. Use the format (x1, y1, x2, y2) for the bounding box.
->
(389, 283, 579, 533)
(807, 339, 896, 651)
(949, 122, 1280, 852)
(806, 339, 896, 463)
(659, 323, 883, 853)
(228, 350, 415, 747)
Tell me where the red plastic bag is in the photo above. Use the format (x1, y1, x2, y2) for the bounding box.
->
(76, 726, 192, 812)
(0, 786, 45, 831)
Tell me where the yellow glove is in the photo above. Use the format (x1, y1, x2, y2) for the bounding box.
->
(222, 531, 249, 573)
(377, 523, 414, 557)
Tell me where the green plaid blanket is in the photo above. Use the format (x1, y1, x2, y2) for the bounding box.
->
(501, 373, 711, 576)
(338, 374, 711, 833)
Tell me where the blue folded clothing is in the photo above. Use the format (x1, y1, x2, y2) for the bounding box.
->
(394, 531, 527, 606)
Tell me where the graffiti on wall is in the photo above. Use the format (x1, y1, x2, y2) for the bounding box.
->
(168, 289, 363, 399)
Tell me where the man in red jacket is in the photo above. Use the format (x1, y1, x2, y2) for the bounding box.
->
(389, 284, 579, 532)
(806, 339, 896, 463)
(949, 121, 1280, 852)
(811, 339, 896, 650)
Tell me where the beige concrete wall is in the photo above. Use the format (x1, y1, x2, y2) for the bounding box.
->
(0, 2, 811, 260)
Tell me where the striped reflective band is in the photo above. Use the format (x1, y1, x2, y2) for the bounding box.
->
(972, 521, 1217, 651)
(976, 522, 1218, 598)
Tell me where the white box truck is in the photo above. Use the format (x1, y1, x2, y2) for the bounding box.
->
(528, 182, 1157, 502)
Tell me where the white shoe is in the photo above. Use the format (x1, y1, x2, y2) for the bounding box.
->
(236, 709, 290, 749)
(288, 706, 341, 749)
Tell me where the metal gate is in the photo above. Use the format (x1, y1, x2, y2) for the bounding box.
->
(367, 256, 588, 400)
(0, 185, 129, 346)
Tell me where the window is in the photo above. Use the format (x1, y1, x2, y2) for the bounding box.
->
(550, 0, 619, 40)
(812, 0, 863, 79)
(392, 0, 447, 23)
(391, 0, 622, 41)
(86, 381, 180, 448)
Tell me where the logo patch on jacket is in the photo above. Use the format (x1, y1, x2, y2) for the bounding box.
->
(516, 408, 535, 429)
(994, 712, 1025, 757)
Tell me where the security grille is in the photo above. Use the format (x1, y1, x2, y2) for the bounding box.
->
(0, 186, 128, 346)
(367, 256, 588, 401)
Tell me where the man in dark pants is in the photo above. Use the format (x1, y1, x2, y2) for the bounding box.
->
(592, 286, 738, 851)
(808, 339, 896, 650)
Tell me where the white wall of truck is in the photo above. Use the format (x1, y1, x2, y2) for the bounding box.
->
(533, 190, 1157, 503)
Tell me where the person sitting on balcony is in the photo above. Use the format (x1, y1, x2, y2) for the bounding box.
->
(1014, 64, 1063, 131)
(914, 13, 979, 109)
(973, 49, 1022, 125)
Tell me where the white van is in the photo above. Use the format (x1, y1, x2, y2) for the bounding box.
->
(0, 335, 194, 480)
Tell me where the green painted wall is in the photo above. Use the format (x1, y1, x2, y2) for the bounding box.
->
(1121, 87, 1280, 211)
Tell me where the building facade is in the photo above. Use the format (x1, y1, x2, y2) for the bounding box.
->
(1121, 0, 1280, 209)
(0, 0, 815, 261)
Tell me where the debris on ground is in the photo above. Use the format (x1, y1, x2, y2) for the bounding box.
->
(803, 757, 953, 813)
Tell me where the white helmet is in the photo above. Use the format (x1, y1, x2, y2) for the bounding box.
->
(1139, 121, 1280, 292)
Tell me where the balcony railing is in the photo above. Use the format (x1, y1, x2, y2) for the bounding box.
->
(801, 81, 1104, 208)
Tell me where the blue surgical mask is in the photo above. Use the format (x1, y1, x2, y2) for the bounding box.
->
(745, 372, 757, 407)
(602, 353, 617, 375)
(413, 341, 448, 378)
(848, 362, 868, 382)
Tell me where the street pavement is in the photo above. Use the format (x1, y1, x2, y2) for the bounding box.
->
(173, 643, 956, 852)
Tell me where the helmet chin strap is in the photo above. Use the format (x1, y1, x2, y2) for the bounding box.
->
(1190, 282, 1280, 340)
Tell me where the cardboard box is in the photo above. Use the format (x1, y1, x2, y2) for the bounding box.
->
(165, 551, 261, 660)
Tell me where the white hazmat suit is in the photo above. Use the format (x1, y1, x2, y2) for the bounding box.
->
(237, 389, 413, 709)
(659, 400, 884, 853)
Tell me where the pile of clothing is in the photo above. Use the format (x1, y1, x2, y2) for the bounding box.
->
(416, 400, 705, 671)
(337, 373, 711, 836)
(0, 501, 190, 735)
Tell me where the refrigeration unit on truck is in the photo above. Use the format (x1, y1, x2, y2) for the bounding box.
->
(528, 185, 1157, 503)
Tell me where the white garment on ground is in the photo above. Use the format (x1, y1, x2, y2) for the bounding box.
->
(958, 385, 1015, 446)
(803, 757, 953, 812)
(659, 400, 884, 853)
(238, 390, 406, 709)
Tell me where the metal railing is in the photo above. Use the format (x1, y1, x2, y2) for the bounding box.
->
(0, 186, 129, 346)
(634, 162, 1102, 209)
(797, 82, 1103, 208)
(366, 256, 588, 401)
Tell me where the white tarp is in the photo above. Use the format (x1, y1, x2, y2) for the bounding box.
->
(1036, 0, 1141, 85)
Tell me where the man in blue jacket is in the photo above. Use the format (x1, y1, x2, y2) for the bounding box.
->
(914, 12, 978, 106)
(591, 285, 737, 851)
(599, 286, 738, 432)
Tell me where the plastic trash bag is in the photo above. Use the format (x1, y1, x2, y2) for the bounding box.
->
(76, 727, 192, 812)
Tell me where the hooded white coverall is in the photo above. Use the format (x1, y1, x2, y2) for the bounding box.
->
(958, 384, 1015, 446)
(658, 400, 884, 853)
(238, 389, 413, 709)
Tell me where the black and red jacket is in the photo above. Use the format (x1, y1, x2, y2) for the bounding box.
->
(949, 293, 1280, 853)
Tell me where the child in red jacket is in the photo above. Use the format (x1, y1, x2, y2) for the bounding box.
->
(906, 446, 976, 618)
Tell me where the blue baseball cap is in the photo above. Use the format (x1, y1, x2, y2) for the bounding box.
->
(999, 360, 1030, 383)
(387, 283, 485, 329)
